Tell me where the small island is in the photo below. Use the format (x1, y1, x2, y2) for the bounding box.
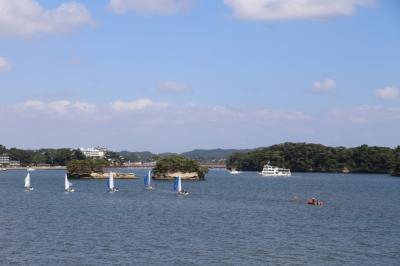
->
(152, 155, 208, 180)
(67, 159, 136, 179)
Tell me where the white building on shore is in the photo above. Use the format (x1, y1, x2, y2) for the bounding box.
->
(79, 147, 106, 159)
(0, 154, 10, 165)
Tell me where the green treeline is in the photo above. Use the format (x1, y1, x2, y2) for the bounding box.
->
(0, 144, 86, 166)
(0, 144, 123, 166)
(227, 143, 400, 176)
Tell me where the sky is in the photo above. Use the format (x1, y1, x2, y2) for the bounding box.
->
(0, 0, 399, 152)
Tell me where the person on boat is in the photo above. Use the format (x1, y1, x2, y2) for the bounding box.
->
(308, 197, 323, 206)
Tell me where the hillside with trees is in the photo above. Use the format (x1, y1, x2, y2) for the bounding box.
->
(227, 143, 399, 175)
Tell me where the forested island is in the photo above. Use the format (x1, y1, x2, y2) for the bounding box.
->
(66, 159, 135, 179)
(153, 155, 208, 180)
(227, 143, 400, 176)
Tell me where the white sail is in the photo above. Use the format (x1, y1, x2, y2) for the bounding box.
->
(109, 172, 114, 189)
(24, 172, 30, 188)
(65, 174, 70, 190)
(147, 170, 151, 186)
(177, 176, 182, 192)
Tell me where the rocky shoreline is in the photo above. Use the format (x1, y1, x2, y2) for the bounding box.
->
(153, 171, 202, 181)
(71, 172, 137, 179)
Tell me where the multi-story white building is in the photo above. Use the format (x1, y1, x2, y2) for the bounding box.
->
(0, 154, 10, 165)
(79, 148, 106, 158)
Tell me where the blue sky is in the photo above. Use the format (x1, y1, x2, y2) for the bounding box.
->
(0, 0, 399, 152)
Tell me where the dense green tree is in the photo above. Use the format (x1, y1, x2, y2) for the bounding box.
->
(67, 159, 109, 178)
(153, 155, 208, 180)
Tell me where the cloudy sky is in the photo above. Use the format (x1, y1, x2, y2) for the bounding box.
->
(0, 0, 399, 152)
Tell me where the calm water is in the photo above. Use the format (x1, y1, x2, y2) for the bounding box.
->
(0, 169, 399, 265)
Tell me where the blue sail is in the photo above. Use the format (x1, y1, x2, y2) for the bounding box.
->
(173, 177, 179, 192)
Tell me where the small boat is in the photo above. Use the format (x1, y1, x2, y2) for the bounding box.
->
(108, 172, 119, 192)
(259, 161, 291, 177)
(27, 167, 36, 172)
(229, 169, 241, 175)
(173, 176, 189, 196)
(307, 197, 323, 206)
(64, 173, 75, 192)
(0, 168, 6, 171)
(24, 171, 34, 191)
(144, 170, 155, 190)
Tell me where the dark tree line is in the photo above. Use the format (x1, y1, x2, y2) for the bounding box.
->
(227, 143, 400, 176)
(0, 145, 85, 166)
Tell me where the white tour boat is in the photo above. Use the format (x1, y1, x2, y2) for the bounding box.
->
(259, 161, 291, 177)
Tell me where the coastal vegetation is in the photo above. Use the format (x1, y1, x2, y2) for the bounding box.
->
(391, 146, 400, 177)
(1, 143, 399, 176)
(0, 145, 86, 166)
(66, 159, 109, 178)
(227, 143, 400, 175)
(153, 155, 208, 180)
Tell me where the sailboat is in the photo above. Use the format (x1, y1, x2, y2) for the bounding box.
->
(229, 169, 241, 175)
(144, 170, 154, 190)
(64, 173, 75, 192)
(24, 171, 34, 191)
(108, 172, 118, 192)
(173, 176, 189, 196)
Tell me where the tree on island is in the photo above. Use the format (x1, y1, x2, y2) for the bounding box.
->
(153, 155, 208, 180)
(67, 159, 109, 178)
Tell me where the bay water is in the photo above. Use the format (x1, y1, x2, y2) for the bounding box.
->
(0, 169, 399, 265)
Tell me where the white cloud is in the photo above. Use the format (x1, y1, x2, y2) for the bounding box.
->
(108, 0, 193, 15)
(18, 100, 96, 115)
(375, 86, 399, 100)
(224, 0, 375, 21)
(158, 81, 192, 93)
(0, 0, 93, 37)
(330, 106, 400, 124)
(3, 99, 400, 151)
(111, 98, 168, 112)
(0, 56, 11, 72)
(312, 78, 336, 92)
